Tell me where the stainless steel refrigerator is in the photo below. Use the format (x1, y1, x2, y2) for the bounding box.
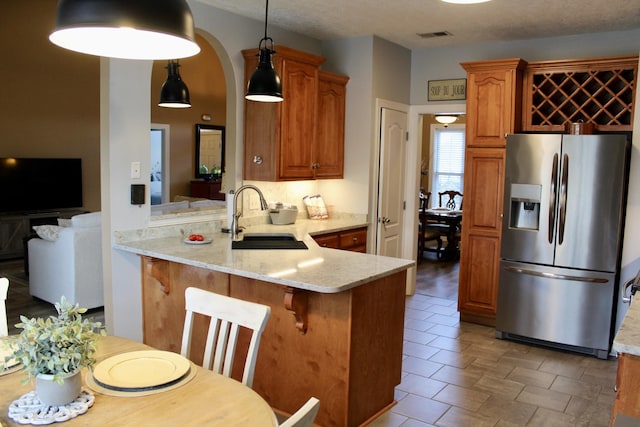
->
(496, 134, 630, 359)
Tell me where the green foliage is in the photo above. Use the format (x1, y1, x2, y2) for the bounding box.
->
(4, 296, 105, 384)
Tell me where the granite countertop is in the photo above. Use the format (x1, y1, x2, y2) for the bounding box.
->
(613, 299, 640, 355)
(114, 218, 414, 294)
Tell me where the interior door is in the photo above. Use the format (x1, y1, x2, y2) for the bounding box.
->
(377, 108, 407, 257)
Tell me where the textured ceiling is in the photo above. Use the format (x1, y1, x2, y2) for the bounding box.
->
(196, 0, 640, 49)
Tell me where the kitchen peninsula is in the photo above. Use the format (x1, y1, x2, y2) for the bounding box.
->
(115, 218, 414, 427)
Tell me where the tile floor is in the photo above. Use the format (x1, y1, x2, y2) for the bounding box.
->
(370, 292, 618, 427)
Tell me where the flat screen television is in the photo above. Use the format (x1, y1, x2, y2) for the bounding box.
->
(0, 158, 83, 213)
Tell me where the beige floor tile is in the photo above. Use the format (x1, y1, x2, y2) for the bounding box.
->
(430, 364, 484, 388)
(526, 407, 580, 427)
(473, 374, 525, 400)
(478, 395, 537, 425)
(428, 336, 471, 352)
(516, 385, 572, 412)
(550, 375, 601, 400)
(391, 394, 450, 424)
(564, 395, 613, 427)
(428, 313, 460, 327)
(402, 356, 444, 377)
(469, 358, 516, 379)
(404, 317, 437, 332)
(403, 340, 440, 360)
(539, 358, 586, 379)
(433, 383, 490, 411)
(397, 373, 447, 398)
(498, 349, 546, 370)
(429, 349, 476, 368)
(403, 328, 438, 345)
(507, 366, 557, 388)
(405, 307, 433, 321)
(434, 406, 498, 427)
(426, 324, 461, 338)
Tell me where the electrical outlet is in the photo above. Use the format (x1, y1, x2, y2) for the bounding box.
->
(131, 161, 141, 179)
(249, 194, 260, 210)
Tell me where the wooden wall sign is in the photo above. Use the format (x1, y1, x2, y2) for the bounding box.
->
(428, 78, 467, 101)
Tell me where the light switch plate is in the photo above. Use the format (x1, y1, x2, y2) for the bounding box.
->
(131, 161, 141, 179)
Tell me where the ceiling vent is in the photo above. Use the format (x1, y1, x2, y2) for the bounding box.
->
(417, 31, 453, 39)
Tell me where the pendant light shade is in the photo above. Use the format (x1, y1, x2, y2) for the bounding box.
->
(245, 0, 283, 102)
(49, 0, 200, 60)
(159, 60, 191, 108)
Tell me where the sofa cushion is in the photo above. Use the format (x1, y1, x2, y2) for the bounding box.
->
(71, 212, 101, 228)
(33, 225, 62, 241)
(57, 218, 72, 227)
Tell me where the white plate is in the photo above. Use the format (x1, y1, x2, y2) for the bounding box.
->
(183, 237, 212, 245)
(93, 350, 190, 389)
(0, 341, 19, 371)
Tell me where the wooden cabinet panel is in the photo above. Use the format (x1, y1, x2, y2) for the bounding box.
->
(315, 71, 349, 179)
(612, 353, 640, 423)
(462, 58, 526, 148)
(463, 148, 505, 231)
(312, 226, 367, 252)
(242, 46, 348, 181)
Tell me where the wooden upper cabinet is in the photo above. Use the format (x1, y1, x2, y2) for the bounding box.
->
(462, 58, 527, 148)
(242, 46, 348, 181)
(315, 71, 349, 179)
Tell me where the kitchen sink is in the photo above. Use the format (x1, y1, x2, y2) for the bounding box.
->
(231, 233, 308, 250)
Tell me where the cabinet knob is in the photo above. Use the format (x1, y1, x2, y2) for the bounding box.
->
(352, 237, 358, 242)
(253, 155, 263, 165)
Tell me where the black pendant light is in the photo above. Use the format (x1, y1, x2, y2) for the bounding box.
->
(245, 0, 283, 102)
(49, 0, 200, 60)
(159, 60, 191, 108)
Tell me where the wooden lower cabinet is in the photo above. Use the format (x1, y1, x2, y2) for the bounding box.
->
(612, 353, 640, 424)
(312, 226, 367, 253)
(141, 256, 406, 427)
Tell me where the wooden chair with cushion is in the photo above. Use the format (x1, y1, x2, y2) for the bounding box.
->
(181, 287, 271, 387)
(0, 277, 8, 337)
(279, 397, 320, 427)
(418, 191, 444, 261)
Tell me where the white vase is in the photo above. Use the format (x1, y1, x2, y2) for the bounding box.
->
(35, 371, 82, 406)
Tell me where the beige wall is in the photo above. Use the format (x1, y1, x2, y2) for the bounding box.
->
(0, 3, 227, 212)
(1, 0, 100, 211)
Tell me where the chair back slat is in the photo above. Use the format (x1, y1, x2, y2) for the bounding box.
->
(181, 287, 270, 387)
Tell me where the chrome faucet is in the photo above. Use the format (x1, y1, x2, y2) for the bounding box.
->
(231, 184, 269, 240)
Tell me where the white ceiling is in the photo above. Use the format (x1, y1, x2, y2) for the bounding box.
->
(196, 0, 640, 49)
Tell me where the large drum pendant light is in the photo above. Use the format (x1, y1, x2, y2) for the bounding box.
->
(245, 0, 283, 102)
(159, 60, 191, 108)
(49, 0, 200, 60)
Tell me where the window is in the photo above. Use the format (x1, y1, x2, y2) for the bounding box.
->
(430, 126, 465, 208)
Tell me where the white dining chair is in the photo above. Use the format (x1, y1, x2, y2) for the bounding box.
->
(181, 287, 270, 387)
(279, 397, 320, 427)
(0, 277, 9, 337)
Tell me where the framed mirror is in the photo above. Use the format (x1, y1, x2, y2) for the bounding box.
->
(195, 124, 225, 180)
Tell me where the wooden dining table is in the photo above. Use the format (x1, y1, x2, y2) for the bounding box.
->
(0, 336, 278, 427)
(420, 208, 463, 260)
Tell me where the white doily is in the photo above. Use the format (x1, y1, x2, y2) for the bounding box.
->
(8, 390, 94, 425)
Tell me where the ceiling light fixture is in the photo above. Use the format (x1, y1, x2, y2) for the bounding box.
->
(435, 115, 458, 125)
(49, 0, 201, 60)
(159, 60, 191, 108)
(245, 0, 283, 103)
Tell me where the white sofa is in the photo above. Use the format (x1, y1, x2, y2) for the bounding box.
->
(28, 212, 104, 309)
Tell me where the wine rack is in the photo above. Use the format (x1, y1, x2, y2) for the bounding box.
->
(523, 56, 638, 132)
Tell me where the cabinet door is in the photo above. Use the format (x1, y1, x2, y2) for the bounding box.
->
(458, 148, 505, 325)
(463, 59, 525, 149)
(314, 71, 348, 179)
(278, 59, 318, 180)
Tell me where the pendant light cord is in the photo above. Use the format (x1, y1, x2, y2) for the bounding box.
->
(259, 0, 274, 52)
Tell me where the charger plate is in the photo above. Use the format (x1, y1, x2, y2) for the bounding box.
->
(92, 350, 190, 391)
(85, 362, 196, 397)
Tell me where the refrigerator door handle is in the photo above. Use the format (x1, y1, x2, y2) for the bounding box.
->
(548, 153, 559, 244)
(558, 153, 569, 245)
(503, 266, 609, 283)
